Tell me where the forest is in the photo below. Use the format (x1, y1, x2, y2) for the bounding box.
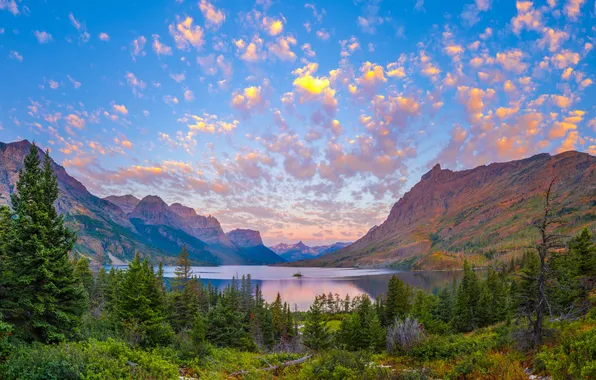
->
(0, 144, 595, 379)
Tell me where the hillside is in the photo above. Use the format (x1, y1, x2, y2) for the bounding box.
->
(301, 151, 596, 269)
(0, 140, 280, 266)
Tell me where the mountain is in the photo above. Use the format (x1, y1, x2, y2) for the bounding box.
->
(226, 229, 285, 264)
(0, 140, 274, 266)
(103, 195, 140, 214)
(271, 241, 351, 262)
(302, 151, 596, 270)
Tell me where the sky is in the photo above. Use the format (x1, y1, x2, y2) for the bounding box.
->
(0, 0, 595, 246)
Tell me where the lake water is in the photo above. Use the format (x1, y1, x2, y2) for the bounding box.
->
(127, 265, 463, 311)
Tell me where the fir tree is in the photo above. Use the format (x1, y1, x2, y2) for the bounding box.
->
(0, 144, 86, 343)
(73, 256, 94, 297)
(385, 275, 412, 324)
(302, 296, 331, 351)
(117, 253, 173, 346)
(453, 261, 480, 332)
(172, 246, 192, 291)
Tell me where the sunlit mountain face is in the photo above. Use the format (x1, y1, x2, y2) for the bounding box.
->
(1, 0, 594, 246)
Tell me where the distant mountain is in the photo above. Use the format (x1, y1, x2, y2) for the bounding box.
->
(103, 195, 140, 214)
(0, 140, 276, 266)
(226, 229, 285, 264)
(302, 151, 596, 270)
(271, 241, 351, 262)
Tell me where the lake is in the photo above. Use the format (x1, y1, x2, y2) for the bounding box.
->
(129, 265, 464, 311)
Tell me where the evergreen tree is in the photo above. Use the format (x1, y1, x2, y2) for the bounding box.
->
(117, 253, 173, 346)
(0, 145, 86, 343)
(385, 275, 412, 325)
(73, 256, 94, 297)
(172, 246, 192, 291)
(437, 287, 453, 325)
(302, 296, 332, 351)
(569, 228, 596, 278)
(453, 261, 480, 332)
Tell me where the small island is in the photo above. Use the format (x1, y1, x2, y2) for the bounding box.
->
(293, 271, 303, 278)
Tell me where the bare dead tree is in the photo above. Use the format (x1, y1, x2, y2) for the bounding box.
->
(531, 178, 566, 346)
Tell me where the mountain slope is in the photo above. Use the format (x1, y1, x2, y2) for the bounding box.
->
(226, 229, 285, 264)
(0, 140, 273, 266)
(303, 151, 596, 269)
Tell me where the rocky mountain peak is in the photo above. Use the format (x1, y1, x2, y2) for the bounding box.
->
(169, 203, 198, 218)
(226, 229, 264, 248)
(104, 194, 141, 214)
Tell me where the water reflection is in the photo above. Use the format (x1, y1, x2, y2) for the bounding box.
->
(160, 266, 463, 311)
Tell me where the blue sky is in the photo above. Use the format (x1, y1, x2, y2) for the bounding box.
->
(1, 0, 595, 245)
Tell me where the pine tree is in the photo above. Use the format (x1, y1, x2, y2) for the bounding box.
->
(74, 256, 94, 297)
(385, 275, 412, 325)
(302, 296, 331, 351)
(453, 261, 480, 332)
(118, 253, 173, 346)
(569, 228, 596, 278)
(272, 292, 283, 338)
(172, 246, 192, 291)
(0, 145, 86, 342)
(437, 287, 453, 325)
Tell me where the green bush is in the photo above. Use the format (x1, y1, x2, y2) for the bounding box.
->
(408, 327, 508, 361)
(1, 338, 179, 380)
(298, 349, 391, 380)
(536, 324, 596, 379)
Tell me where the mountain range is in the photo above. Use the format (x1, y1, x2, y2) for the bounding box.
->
(270, 241, 352, 262)
(299, 151, 596, 269)
(0, 140, 284, 266)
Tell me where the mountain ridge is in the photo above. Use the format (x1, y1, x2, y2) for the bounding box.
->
(299, 150, 596, 269)
(0, 140, 282, 266)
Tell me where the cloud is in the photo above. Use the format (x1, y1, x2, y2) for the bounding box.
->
(67, 75, 81, 88)
(152, 34, 172, 56)
(316, 29, 330, 40)
(184, 90, 194, 102)
(267, 35, 297, 61)
(125, 72, 146, 97)
(99, 32, 110, 41)
(511, 1, 542, 34)
(231, 86, 266, 114)
(9, 50, 23, 61)
(199, 0, 225, 30)
(354, 62, 387, 95)
(113, 104, 129, 115)
(131, 36, 147, 59)
(563, 0, 585, 21)
(34, 30, 53, 43)
(0, 0, 19, 15)
(49, 80, 59, 89)
(496, 49, 527, 73)
(65, 114, 85, 129)
(179, 113, 239, 135)
(551, 50, 580, 69)
(234, 35, 265, 62)
(68, 13, 90, 42)
(538, 28, 569, 53)
(169, 16, 204, 51)
(262, 16, 284, 36)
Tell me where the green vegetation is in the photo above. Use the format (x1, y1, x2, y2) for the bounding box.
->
(0, 145, 595, 379)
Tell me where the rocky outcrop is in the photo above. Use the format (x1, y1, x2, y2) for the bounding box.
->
(305, 151, 596, 268)
(104, 195, 140, 214)
(227, 229, 264, 247)
(226, 229, 285, 264)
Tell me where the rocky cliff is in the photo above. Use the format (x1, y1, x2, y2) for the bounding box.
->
(226, 229, 285, 264)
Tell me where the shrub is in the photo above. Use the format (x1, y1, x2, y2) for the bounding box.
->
(536, 325, 596, 379)
(298, 349, 392, 380)
(386, 317, 426, 354)
(0, 339, 179, 380)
